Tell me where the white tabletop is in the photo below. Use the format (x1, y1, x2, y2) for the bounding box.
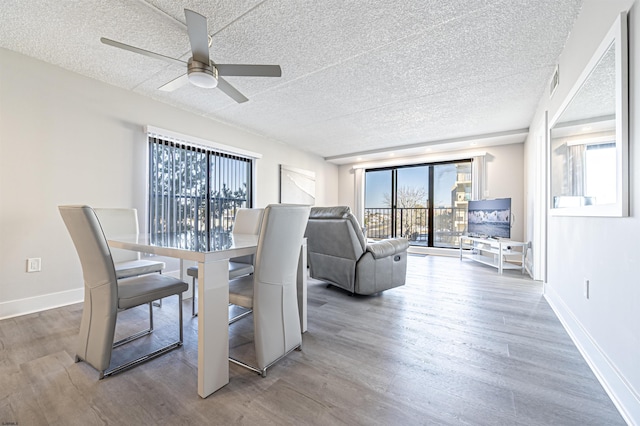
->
(107, 233, 258, 262)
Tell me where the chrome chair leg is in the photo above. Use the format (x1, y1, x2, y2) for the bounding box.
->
(153, 271, 164, 307)
(179, 292, 184, 343)
(228, 308, 252, 324)
(100, 294, 184, 379)
(192, 276, 197, 317)
(112, 302, 154, 348)
(229, 343, 301, 378)
(149, 301, 154, 331)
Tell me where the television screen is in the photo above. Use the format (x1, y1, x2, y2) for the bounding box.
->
(467, 198, 511, 239)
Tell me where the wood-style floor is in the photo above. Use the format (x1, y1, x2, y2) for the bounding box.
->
(0, 255, 625, 425)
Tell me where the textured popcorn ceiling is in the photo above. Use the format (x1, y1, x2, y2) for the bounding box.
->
(0, 0, 583, 164)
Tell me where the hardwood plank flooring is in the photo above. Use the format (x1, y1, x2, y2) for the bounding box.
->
(0, 255, 625, 425)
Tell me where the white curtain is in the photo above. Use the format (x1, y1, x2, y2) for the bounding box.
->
(471, 155, 486, 200)
(353, 168, 365, 224)
(567, 144, 586, 196)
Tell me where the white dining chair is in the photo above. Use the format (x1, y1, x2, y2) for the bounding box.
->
(94, 208, 165, 279)
(228, 204, 310, 377)
(187, 208, 264, 317)
(59, 205, 188, 379)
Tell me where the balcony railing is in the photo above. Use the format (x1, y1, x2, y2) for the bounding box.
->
(364, 207, 467, 248)
(149, 195, 246, 251)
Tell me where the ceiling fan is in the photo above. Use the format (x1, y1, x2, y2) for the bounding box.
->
(100, 8, 281, 103)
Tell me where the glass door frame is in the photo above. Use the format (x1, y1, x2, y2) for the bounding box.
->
(365, 159, 472, 248)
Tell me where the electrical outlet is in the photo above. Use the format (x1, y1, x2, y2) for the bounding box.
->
(27, 258, 41, 272)
(584, 279, 590, 299)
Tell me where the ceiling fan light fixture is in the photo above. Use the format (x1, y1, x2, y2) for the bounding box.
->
(188, 58, 218, 88)
(188, 70, 217, 88)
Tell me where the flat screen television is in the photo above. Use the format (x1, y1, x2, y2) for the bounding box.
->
(467, 198, 512, 239)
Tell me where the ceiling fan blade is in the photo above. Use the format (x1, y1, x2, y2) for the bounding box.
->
(217, 77, 249, 103)
(184, 9, 210, 64)
(216, 64, 282, 77)
(159, 74, 189, 92)
(100, 37, 186, 67)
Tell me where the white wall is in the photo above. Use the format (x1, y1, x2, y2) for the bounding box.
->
(524, 0, 639, 422)
(0, 48, 338, 318)
(337, 143, 526, 240)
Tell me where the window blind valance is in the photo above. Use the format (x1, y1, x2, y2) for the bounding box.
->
(144, 125, 262, 161)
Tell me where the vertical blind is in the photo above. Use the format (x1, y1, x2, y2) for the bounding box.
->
(148, 136, 252, 251)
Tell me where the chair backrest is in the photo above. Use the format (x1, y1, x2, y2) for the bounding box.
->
(94, 208, 140, 263)
(231, 208, 264, 235)
(59, 205, 118, 370)
(230, 208, 264, 265)
(60, 206, 119, 293)
(252, 204, 310, 369)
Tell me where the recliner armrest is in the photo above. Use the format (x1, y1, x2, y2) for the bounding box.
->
(366, 238, 409, 259)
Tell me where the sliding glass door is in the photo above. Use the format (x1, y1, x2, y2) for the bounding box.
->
(364, 169, 393, 238)
(396, 166, 429, 244)
(364, 160, 471, 248)
(432, 162, 471, 247)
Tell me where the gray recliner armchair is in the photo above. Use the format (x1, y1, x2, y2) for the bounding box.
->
(304, 206, 409, 295)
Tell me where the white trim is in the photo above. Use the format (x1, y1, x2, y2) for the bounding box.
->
(0, 288, 84, 320)
(544, 285, 640, 425)
(145, 125, 262, 160)
(534, 111, 548, 282)
(548, 12, 628, 218)
(251, 161, 258, 207)
(408, 246, 459, 257)
(351, 150, 486, 170)
(142, 140, 151, 234)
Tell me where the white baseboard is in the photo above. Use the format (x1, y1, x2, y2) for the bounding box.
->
(544, 284, 640, 425)
(408, 246, 459, 257)
(0, 268, 185, 321)
(0, 288, 84, 320)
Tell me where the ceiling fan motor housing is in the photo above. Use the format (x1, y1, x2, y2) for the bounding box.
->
(187, 58, 218, 88)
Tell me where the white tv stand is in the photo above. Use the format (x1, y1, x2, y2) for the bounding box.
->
(459, 236, 528, 274)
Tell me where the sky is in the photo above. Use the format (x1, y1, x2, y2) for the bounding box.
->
(365, 163, 468, 208)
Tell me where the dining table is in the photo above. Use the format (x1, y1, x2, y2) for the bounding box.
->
(107, 232, 307, 398)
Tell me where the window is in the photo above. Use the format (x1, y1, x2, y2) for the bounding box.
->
(364, 160, 471, 248)
(584, 142, 616, 204)
(148, 136, 253, 251)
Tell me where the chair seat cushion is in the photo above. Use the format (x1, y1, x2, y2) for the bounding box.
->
(118, 274, 188, 310)
(186, 266, 198, 278)
(115, 259, 165, 279)
(229, 261, 253, 279)
(228, 275, 254, 309)
(186, 262, 253, 280)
